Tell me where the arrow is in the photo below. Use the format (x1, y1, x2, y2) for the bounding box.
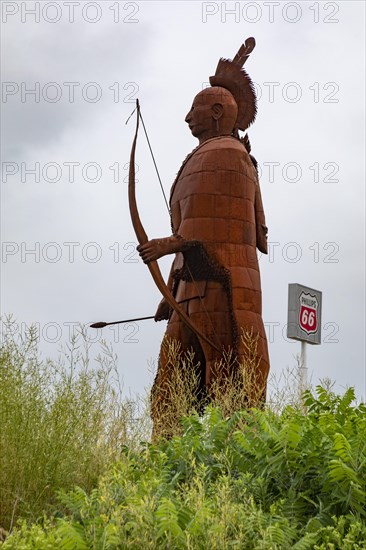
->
(90, 315, 154, 329)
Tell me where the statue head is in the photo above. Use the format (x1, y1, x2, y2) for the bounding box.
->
(185, 86, 238, 144)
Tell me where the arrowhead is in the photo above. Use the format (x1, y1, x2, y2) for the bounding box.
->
(90, 322, 107, 329)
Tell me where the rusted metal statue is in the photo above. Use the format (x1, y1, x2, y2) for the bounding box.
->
(130, 38, 269, 432)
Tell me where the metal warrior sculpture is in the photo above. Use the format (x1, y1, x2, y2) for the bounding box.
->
(131, 37, 269, 433)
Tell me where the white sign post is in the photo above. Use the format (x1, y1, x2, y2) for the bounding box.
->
(287, 284, 322, 391)
(300, 341, 307, 392)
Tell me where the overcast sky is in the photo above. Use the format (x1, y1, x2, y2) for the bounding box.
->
(1, 0, 365, 401)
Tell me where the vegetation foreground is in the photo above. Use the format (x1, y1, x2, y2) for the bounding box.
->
(1, 323, 365, 548)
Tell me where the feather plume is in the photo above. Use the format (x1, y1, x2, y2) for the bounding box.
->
(233, 37, 256, 66)
(209, 38, 257, 131)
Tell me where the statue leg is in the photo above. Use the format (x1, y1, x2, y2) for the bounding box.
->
(151, 281, 236, 426)
(150, 302, 206, 438)
(187, 282, 233, 385)
(235, 310, 270, 406)
(190, 282, 269, 408)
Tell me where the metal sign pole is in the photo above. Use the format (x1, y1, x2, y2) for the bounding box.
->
(300, 340, 308, 391)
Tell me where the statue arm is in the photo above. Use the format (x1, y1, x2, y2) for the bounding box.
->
(240, 136, 268, 254)
(137, 234, 195, 263)
(254, 180, 268, 254)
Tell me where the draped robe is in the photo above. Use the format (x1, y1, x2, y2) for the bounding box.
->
(151, 135, 269, 422)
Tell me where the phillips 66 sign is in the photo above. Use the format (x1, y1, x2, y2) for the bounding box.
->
(287, 284, 322, 344)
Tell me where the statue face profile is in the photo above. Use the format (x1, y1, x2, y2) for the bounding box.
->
(185, 87, 238, 144)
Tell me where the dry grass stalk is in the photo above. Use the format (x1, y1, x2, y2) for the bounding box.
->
(150, 329, 268, 438)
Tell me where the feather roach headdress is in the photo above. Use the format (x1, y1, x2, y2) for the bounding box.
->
(209, 37, 257, 132)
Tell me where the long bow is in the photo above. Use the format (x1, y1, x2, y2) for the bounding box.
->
(128, 99, 220, 353)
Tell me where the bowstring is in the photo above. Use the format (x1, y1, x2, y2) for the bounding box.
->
(126, 105, 170, 214)
(139, 111, 170, 215)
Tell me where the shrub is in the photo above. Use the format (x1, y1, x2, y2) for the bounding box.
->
(3, 386, 365, 548)
(0, 319, 150, 531)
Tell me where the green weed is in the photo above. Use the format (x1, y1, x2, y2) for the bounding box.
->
(0, 319, 149, 532)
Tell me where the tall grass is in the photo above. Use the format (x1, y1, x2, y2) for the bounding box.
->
(0, 319, 150, 532)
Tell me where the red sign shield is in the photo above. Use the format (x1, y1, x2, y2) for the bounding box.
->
(299, 292, 318, 335)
